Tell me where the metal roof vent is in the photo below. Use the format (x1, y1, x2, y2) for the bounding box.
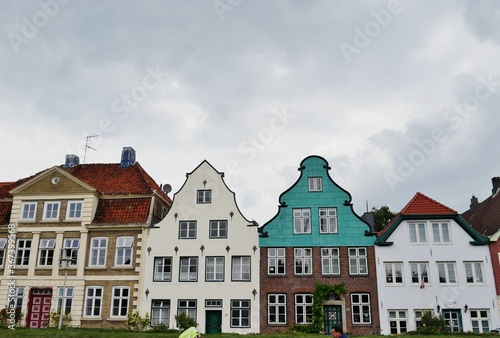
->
(120, 147, 136, 167)
(64, 154, 80, 167)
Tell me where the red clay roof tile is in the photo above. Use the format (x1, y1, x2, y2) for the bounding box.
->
(92, 198, 151, 224)
(400, 192, 457, 215)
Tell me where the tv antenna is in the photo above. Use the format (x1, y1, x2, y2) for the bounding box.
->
(83, 135, 98, 164)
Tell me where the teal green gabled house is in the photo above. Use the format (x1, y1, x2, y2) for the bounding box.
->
(258, 155, 380, 335)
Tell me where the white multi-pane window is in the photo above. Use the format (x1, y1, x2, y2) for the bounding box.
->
(206, 256, 224, 282)
(268, 248, 285, 275)
(293, 208, 311, 234)
(206, 299, 222, 307)
(348, 247, 368, 275)
(209, 220, 227, 238)
(11, 287, 24, 310)
(294, 248, 312, 275)
(115, 236, 133, 266)
(432, 222, 451, 243)
(84, 287, 103, 317)
(385, 262, 404, 284)
(351, 293, 371, 324)
(154, 257, 172, 281)
(437, 262, 457, 284)
(295, 294, 313, 324)
(43, 201, 61, 220)
(16, 239, 31, 266)
(197, 190, 211, 204)
(57, 287, 74, 315)
(464, 262, 484, 284)
(388, 310, 408, 334)
(61, 239, 80, 266)
(319, 208, 337, 233)
(111, 286, 129, 317)
(268, 294, 287, 324)
(410, 262, 429, 286)
(414, 309, 432, 328)
(308, 177, 322, 191)
(470, 309, 490, 333)
(0, 238, 6, 267)
(177, 300, 196, 321)
(321, 248, 340, 275)
(179, 221, 197, 239)
(179, 257, 198, 281)
(66, 200, 83, 220)
(231, 300, 250, 328)
(408, 223, 427, 243)
(20, 202, 37, 220)
(38, 239, 56, 266)
(232, 256, 250, 281)
(151, 300, 170, 327)
(89, 237, 107, 266)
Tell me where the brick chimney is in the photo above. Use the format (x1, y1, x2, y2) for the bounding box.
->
(470, 194, 478, 210)
(492, 177, 500, 195)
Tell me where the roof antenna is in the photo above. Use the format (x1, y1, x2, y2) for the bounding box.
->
(83, 135, 98, 164)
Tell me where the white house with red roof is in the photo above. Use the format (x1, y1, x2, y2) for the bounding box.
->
(140, 160, 260, 334)
(0, 147, 171, 328)
(374, 192, 497, 334)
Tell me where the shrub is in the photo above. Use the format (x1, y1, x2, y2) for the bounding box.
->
(50, 311, 72, 327)
(124, 311, 151, 331)
(174, 312, 198, 331)
(0, 307, 23, 328)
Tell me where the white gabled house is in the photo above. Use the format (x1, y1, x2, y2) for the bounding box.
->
(375, 192, 497, 334)
(140, 160, 260, 334)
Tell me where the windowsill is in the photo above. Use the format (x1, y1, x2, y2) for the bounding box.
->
(86, 266, 107, 270)
(41, 219, 60, 222)
(19, 219, 36, 223)
(81, 317, 102, 321)
(107, 317, 127, 321)
(111, 266, 134, 270)
(64, 219, 83, 222)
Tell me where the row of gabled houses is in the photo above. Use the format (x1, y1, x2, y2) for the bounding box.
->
(0, 147, 499, 335)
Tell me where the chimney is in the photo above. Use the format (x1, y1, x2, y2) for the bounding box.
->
(470, 194, 478, 210)
(492, 177, 500, 195)
(120, 147, 136, 167)
(64, 154, 80, 167)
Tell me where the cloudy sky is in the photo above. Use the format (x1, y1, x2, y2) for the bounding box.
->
(1, 0, 499, 225)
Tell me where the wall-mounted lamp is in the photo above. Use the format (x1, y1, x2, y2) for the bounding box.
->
(252, 289, 257, 300)
(145, 288, 150, 300)
(174, 212, 178, 221)
(230, 211, 234, 220)
(174, 246, 179, 255)
(436, 304, 441, 313)
(203, 179, 207, 187)
(147, 247, 152, 256)
(252, 245, 257, 253)
(464, 304, 468, 313)
(200, 245, 205, 255)
(226, 246, 230, 253)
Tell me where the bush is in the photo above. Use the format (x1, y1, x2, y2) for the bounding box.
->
(50, 311, 72, 327)
(409, 310, 446, 335)
(174, 312, 198, 331)
(0, 307, 23, 328)
(290, 324, 319, 334)
(124, 311, 150, 331)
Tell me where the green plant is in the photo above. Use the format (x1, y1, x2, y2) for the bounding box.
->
(124, 311, 150, 331)
(0, 307, 23, 328)
(174, 312, 197, 331)
(409, 310, 446, 334)
(312, 282, 348, 332)
(49, 311, 71, 328)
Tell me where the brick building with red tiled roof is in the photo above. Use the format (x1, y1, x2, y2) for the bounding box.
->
(0, 147, 171, 329)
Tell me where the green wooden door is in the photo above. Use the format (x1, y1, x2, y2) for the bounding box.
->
(324, 305, 342, 335)
(206, 310, 222, 334)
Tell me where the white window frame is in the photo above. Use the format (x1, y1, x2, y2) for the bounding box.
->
(432, 221, 451, 243)
(154, 257, 172, 282)
(57, 287, 74, 315)
(16, 239, 31, 266)
(110, 286, 129, 318)
(319, 207, 337, 233)
(268, 248, 285, 275)
(89, 237, 107, 267)
(293, 208, 311, 234)
(294, 248, 312, 275)
(9, 287, 24, 310)
(470, 309, 491, 333)
(209, 220, 228, 238)
(0, 238, 6, 267)
(151, 299, 170, 327)
(321, 247, 340, 275)
(268, 294, 287, 324)
(179, 257, 198, 282)
(84, 286, 103, 317)
(232, 256, 250, 281)
(464, 261, 484, 284)
(351, 293, 371, 324)
(230, 299, 250, 328)
(409, 222, 427, 243)
(414, 309, 433, 329)
(348, 247, 368, 275)
(66, 200, 83, 220)
(61, 238, 80, 266)
(177, 299, 197, 322)
(410, 262, 429, 286)
(38, 238, 56, 267)
(20, 201, 37, 220)
(197, 190, 211, 204)
(42, 201, 61, 220)
(385, 262, 404, 284)
(179, 221, 197, 239)
(437, 262, 457, 284)
(388, 310, 408, 334)
(295, 294, 313, 324)
(206, 256, 224, 282)
(308, 177, 322, 191)
(115, 236, 133, 267)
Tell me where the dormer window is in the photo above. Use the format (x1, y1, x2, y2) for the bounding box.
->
(197, 190, 212, 204)
(66, 201, 83, 220)
(308, 177, 322, 191)
(43, 201, 61, 221)
(20, 202, 37, 220)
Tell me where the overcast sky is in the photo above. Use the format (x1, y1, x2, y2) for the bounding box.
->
(1, 0, 499, 225)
